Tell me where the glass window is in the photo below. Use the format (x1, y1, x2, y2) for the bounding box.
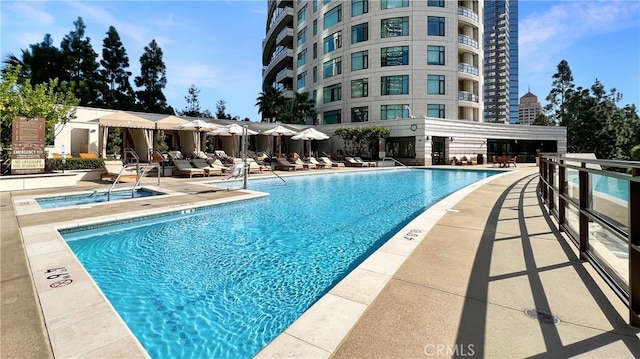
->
(352, 0, 368, 16)
(323, 57, 342, 78)
(428, 16, 445, 36)
(351, 106, 369, 122)
(427, 45, 445, 65)
(323, 31, 342, 54)
(381, 46, 409, 66)
(381, 104, 409, 120)
(297, 6, 306, 26)
(313, 19, 317, 35)
(427, 0, 444, 7)
(381, 17, 409, 38)
(323, 83, 342, 103)
(313, 66, 317, 82)
(381, 75, 409, 95)
(297, 49, 307, 67)
(313, 43, 317, 59)
(427, 75, 445, 94)
(324, 110, 341, 124)
(324, 5, 342, 29)
(427, 104, 445, 118)
(297, 71, 307, 89)
(351, 78, 368, 98)
(324, 0, 332, 4)
(351, 50, 369, 71)
(381, 0, 408, 9)
(351, 23, 369, 44)
(313, 0, 318, 12)
(297, 27, 307, 47)
(312, 89, 317, 105)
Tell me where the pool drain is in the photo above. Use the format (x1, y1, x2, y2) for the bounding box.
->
(524, 308, 560, 325)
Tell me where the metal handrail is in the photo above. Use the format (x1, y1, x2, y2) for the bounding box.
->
(538, 153, 640, 327)
(381, 157, 408, 168)
(107, 163, 138, 201)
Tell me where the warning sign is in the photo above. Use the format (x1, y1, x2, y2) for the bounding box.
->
(11, 117, 46, 174)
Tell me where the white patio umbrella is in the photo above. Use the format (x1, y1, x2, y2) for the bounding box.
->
(208, 123, 258, 157)
(178, 119, 221, 152)
(263, 125, 298, 156)
(291, 127, 330, 158)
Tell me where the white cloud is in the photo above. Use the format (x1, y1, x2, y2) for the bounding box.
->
(8, 3, 55, 26)
(168, 63, 223, 90)
(62, 1, 153, 48)
(520, 1, 640, 73)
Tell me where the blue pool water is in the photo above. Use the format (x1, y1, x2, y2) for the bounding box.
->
(37, 189, 160, 209)
(63, 169, 497, 358)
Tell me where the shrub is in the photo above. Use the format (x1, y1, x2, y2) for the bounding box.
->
(46, 158, 106, 171)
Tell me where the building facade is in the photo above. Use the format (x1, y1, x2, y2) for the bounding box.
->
(518, 90, 543, 125)
(262, 0, 484, 124)
(483, 0, 518, 124)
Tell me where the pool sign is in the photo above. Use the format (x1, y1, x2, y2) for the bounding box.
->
(11, 117, 46, 175)
(45, 267, 73, 288)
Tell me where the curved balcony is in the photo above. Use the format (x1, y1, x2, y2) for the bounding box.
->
(458, 6, 479, 26)
(276, 27, 294, 47)
(458, 34, 478, 49)
(276, 68, 293, 84)
(263, 7, 294, 65)
(458, 91, 479, 103)
(458, 63, 479, 76)
(263, 48, 294, 84)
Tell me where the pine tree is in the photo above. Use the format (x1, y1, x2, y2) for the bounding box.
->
(134, 39, 172, 114)
(178, 84, 204, 117)
(99, 26, 136, 110)
(2, 34, 65, 87)
(59, 17, 102, 106)
(545, 60, 575, 126)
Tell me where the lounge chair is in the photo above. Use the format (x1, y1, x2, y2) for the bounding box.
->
(308, 157, 327, 169)
(172, 159, 208, 178)
(354, 157, 376, 167)
(344, 157, 366, 167)
(101, 160, 138, 183)
(208, 159, 231, 173)
(293, 158, 315, 170)
(245, 158, 263, 174)
(320, 156, 345, 169)
(168, 151, 184, 160)
(275, 157, 302, 171)
(450, 157, 462, 166)
(190, 158, 222, 176)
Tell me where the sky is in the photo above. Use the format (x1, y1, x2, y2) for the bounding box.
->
(1, 1, 639, 122)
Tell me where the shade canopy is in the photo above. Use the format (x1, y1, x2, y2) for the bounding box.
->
(262, 125, 298, 137)
(94, 111, 155, 129)
(291, 127, 330, 141)
(208, 123, 258, 136)
(291, 128, 329, 157)
(155, 115, 190, 130)
(178, 119, 221, 131)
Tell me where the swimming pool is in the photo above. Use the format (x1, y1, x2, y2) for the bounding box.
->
(63, 169, 498, 358)
(37, 189, 161, 209)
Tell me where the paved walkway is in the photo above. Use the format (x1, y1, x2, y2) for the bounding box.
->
(332, 167, 640, 358)
(2, 166, 639, 358)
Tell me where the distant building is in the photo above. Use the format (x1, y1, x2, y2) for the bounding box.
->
(518, 90, 543, 125)
(483, 0, 518, 124)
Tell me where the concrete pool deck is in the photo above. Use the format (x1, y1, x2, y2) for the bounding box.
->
(2, 165, 639, 358)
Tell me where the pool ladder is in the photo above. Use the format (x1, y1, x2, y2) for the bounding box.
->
(381, 157, 408, 168)
(107, 149, 159, 201)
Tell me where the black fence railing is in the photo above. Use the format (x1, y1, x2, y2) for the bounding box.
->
(538, 154, 640, 327)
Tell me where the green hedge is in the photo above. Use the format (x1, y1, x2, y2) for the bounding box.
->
(46, 158, 110, 171)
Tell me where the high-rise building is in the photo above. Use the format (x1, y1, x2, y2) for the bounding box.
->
(518, 90, 543, 125)
(262, 0, 484, 124)
(483, 0, 518, 124)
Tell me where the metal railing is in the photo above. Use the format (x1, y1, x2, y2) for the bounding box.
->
(538, 154, 640, 327)
(381, 157, 408, 168)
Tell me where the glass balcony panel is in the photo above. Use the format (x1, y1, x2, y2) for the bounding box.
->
(588, 224, 629, 292)
(591, 174, 629, 229)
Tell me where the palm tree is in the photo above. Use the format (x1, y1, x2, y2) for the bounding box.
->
(256, 85, 285, 122)
(277, 91, 316, 124)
